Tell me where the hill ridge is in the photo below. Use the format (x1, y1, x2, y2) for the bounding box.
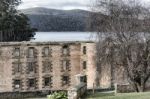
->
(20, 7, 92, 31)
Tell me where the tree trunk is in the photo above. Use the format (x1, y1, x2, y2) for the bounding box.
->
(133, 83, 139, 92)
(135, 82, 145, 92)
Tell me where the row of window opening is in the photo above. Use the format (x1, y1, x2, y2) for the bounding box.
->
(13, 46, 72, 58)
(13, 75, 70, 90)
(13, 60, 74, 74)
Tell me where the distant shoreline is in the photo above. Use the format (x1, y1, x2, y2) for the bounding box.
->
(36, 31, 95, 33)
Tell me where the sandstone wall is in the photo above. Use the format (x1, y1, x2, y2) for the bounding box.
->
(0, 41, 96, 92)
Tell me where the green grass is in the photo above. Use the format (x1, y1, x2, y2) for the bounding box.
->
(84, 92, 150, 99)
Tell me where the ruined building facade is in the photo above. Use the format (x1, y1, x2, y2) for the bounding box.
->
(0, 41, 97, 92)
(0, 41, 135, 93)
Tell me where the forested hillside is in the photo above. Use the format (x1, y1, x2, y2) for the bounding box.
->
(21, 7, 90, 31)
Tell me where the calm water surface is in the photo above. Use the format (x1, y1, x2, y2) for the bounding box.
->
(32, 32, 96, 42)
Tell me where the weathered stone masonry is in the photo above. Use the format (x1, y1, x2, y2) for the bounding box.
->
(0, 41, 96, 92)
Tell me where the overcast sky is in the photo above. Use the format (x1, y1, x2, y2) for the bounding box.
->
(18, 0, 150, 10)
(18, 0, 92, 10)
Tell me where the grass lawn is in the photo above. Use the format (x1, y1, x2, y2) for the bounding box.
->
(84, 92, 150, 99)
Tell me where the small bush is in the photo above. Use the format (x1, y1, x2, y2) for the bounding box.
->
(47, 92, 67, 99)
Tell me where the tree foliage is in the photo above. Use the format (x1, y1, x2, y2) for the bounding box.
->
(0, 0, 36, 41)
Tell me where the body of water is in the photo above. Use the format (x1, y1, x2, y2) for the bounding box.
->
(32, 32, 96, 42)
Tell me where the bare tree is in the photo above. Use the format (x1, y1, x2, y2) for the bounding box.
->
(91, 0, 150, 92)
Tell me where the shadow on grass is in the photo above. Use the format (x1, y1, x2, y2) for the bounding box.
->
(82, 92, 115, 98)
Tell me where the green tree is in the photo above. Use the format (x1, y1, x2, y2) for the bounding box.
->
(0, 0, 36, 41)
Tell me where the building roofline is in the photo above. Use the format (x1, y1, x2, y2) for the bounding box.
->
(0, 41, 95, 46)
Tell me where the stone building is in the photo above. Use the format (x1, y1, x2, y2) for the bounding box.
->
(0, 41, 96, 92)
